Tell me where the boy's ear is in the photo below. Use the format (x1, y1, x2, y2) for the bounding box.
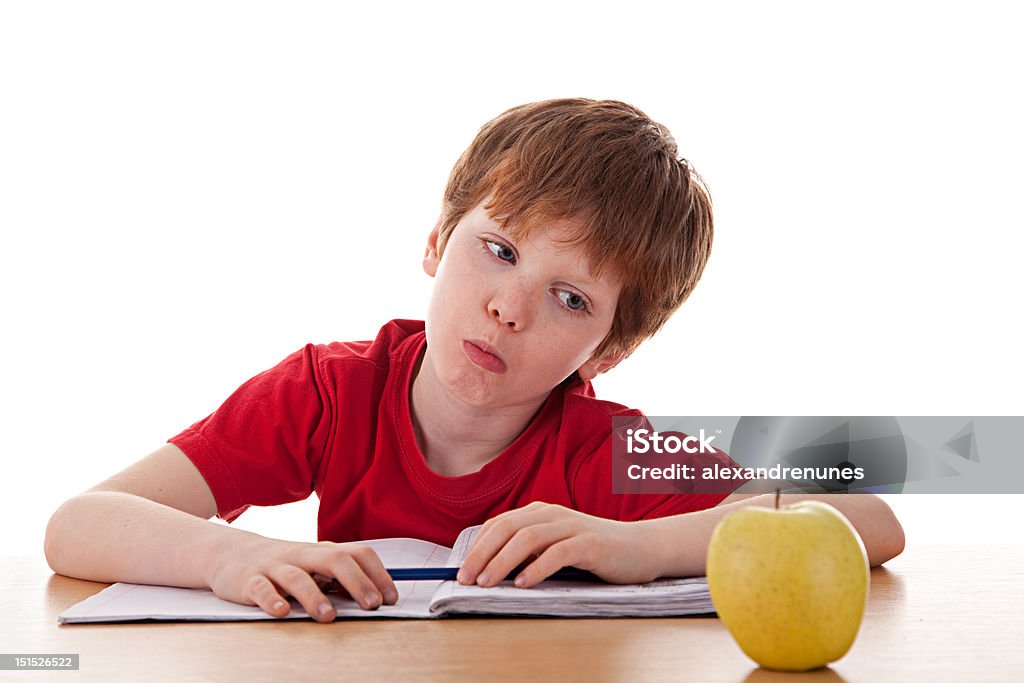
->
(576, 353, 626, 382)
(423, 217, 442, 277)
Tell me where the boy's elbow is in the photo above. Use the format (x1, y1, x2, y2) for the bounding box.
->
(43, 497, 76, 575)
(865, 496, 905, 567)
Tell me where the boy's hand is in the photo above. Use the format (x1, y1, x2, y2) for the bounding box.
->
(456, 502, 664, 588)
(203, 535, 399, 622)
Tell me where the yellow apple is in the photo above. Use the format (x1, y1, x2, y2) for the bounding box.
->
(706, 499, 869, 672)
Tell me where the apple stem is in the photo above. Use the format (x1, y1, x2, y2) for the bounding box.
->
(775, 488, 780, 509)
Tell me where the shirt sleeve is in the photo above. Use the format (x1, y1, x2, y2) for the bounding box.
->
(168, 344, 332, 523)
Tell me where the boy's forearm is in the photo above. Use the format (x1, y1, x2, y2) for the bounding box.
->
(44, 491, 257, 588)
(639, 493, 906, 577)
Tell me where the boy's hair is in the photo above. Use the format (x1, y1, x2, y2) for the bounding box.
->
(437, 98, 713, 363)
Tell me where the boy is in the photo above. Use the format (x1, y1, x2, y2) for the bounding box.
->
(45, 99, 904, 623)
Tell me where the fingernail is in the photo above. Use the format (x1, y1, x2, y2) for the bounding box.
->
(456, 569, 467, 584)
(476, 572, 490, 586)
(362, 593, 381, 609)
(384, 589, 399, 604)
(273, 600, 287, 611)
(318, 603, 334, 618)
(514, 575, 526, 588)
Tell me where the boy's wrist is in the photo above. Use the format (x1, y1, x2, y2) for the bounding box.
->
(635, 515, 703, 579)
(194, 522, 262, 588)
(631, 517, 680, 579)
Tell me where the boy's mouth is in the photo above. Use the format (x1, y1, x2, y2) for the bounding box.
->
(463, 340, 507, 374)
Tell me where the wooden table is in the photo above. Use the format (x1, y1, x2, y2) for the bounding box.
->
(3, 545, 1022, 681)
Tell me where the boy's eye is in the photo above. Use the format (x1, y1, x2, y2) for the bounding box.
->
(485, 240, 517, 264)
(556, 290, 589, 312)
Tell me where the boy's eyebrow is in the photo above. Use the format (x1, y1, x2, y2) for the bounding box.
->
(560, 263, 607, 290)
(553, 242, 619, 292)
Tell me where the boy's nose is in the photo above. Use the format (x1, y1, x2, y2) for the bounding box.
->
(487, 280, 532, 331)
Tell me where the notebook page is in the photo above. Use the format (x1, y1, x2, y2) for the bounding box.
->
(447, 525, 482, 566)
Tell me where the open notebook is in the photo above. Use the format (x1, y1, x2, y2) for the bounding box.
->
(58, 526, 714, 623)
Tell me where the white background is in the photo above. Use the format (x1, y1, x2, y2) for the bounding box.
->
(2, 1, 1021, 557)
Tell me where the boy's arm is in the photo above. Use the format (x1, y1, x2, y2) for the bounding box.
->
(44, 443, 398, 621)
(457, 493, 905, 588)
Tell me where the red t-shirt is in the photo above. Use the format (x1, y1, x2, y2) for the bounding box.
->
(170, 319, 732, 547)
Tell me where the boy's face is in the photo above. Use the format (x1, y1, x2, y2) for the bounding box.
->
(421, 200, 623, 409)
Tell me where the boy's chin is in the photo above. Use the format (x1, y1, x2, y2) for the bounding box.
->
(445, 375, 515, 407)
(441, 371, 551, 411)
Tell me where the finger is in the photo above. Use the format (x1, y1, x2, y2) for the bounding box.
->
(475, 522, 574, 587)
(268, 565, 338, 623)
(339, 544, 399, 605)
(460, 505, 564, 584)
(513, 536, 592, 588)
(312, 573, 341, 594)
(311, 573, 356, 602)
(246, 575, 293, 619)
(314, 552, 384, 611)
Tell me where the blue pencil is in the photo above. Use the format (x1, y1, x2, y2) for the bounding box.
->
(324, 565, 601, 589)
(385, 566, 601, 582)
